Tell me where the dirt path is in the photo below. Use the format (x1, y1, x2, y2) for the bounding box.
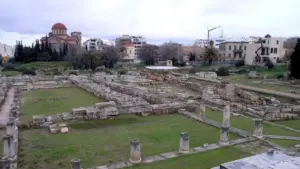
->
(0, 88, 15, 127)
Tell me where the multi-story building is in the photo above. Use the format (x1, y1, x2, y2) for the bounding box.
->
(116, 35, 146, 63)
(194, 38, 226, 48)
(83, 38, 105, 51)
(0, 42, 15, 60)
(245, 35, 286, 65)
(219, 40, 249, 61)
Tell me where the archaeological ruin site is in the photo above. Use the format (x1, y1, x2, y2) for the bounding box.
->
(0, 70, 300, 169)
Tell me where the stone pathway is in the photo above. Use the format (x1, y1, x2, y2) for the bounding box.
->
(95, 138, 254, 169)
(0, 87, 15, 127)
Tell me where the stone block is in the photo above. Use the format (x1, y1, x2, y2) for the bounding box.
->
(58, 123, 67, 127)
(32, 115, 45, 123)
(49, 127, 59, 134)
(62, 112, 73, 121)
(95, 101, 116, 109)
(60, 127, 69, 133)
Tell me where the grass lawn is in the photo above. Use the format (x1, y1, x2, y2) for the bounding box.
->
(20, 87, 102, 123)
(201, 109, 300, 137)
(224, 75, 296, 93)
(19, 61, 72, 70)
(274, 120, 300, 130)
(0, 70, 22, 76)
(269, 139, 300, 148)
(18, 114, 239, 169)
(127, 146, 251, 169)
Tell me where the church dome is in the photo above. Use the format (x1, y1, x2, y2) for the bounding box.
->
(52, 23, 67, 30)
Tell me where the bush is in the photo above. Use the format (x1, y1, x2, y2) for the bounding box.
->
(118, 70, 127, 75)
(216, 67, 229, 76)
(265, 61, 274, 69)
(2, 63, 16, 71)
(235, 60, 245, 67)
(277, 74, 283, 79)
(20, 68, 36, 75)
(68, 71, 78, 76)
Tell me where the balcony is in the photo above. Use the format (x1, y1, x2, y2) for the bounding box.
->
(233, 49, 243, 53)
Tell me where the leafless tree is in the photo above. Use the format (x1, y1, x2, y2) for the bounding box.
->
(159, 42, 182, 61)
(138, 44, 160, 65)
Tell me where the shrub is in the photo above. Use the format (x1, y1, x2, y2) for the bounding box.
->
(216, 67, 229, 76)
(265, 61, 274, 69)
(235, 60, 245, 67)
(20, 68, 36, 76)
(68, 71, 78, 76)
(2, 63, 16, 71)
(118, 70, 127, 75)
(277, 74, 283, 79)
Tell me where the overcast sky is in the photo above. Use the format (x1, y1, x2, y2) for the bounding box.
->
(0, 0, 299, 46)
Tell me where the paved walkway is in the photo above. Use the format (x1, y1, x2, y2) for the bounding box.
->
(0, 87, 15, 127)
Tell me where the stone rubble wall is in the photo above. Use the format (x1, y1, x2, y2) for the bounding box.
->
(165, 75, 204, 94)
(68, 76, 149, 105)
(0, 82, 9, 110)
(0, 88, 21, 169)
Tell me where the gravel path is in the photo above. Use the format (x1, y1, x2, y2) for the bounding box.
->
(0, 88, 15, 127)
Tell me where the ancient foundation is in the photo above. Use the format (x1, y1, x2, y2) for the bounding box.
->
(253, 119, 263, 139)
(129, 139, 142, 164)
(179, 132, 189, 153)
(219, 126, 230, 145)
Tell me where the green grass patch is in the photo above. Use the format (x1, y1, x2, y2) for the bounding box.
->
(269, 139, 300, 148)
(20, 87, 102, 123)
(201, 108, 300, 137)
(274, 120, 300, 130)
(0, 70, 22, 76)
(19, 114, 239, 169)
(127, 146, 251, 169)
(19, 61, 72, 70)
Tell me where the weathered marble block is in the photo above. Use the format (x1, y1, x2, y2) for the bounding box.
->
(62, 112, 73, 121)
(32, 115, 45, 124)
(129, 139, 141, 164)
(253, 118, 263, 139)
(179, 132, 189, 153)
(95, 101, 116, 109)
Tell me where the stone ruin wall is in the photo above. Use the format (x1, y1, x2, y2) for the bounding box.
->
(0, 88, 21, 169)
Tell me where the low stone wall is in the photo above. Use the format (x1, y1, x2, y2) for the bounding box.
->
(69, 76, 149, 105)
(0, 88, 20, 169)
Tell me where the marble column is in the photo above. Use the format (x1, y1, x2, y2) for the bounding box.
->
(3, 135, 14, 159)
(71, 158, 82, 169)
(253, 119, 263, 138)
(199, 104, 206, 119)
(219, 126, 229, 145)
(222, 102, 231, 127)
(0, 159, 10, 169)
(179, 132, 189, 153)
(6, 121, 15, 139)
(129, 140, 141, 164)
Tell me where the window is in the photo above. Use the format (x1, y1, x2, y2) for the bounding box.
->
(274, 57, 276, 59)
(234, 45, 237, 50)
(270, 48, 273, 53)
(244, 46, 247, 50)
(4, 46, 6, 52)
(266, 48, 269, 55)
(228, 53, 231, 58)
(244, 53, 246, 57)
(274, 48, 277, 53)
(276, 40, 279, 44)
(239, 45, 242, 50)
(229, 45, 231, 50)
(267, 40, 269, 44)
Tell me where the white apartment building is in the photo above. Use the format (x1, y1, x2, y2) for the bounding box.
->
(245, 35, 286, 65)
(194, 38, 226, 48)
(83, 38, 105, 51)
(0, 42, 14, 58)
(218, 40, 249, 61)
(131, 36, 146, 56)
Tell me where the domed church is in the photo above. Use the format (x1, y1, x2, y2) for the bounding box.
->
(40, 23, 82, 55)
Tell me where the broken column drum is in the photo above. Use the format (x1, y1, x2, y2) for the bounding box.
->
(199, 103, 206, 119)
(129, 139, 142, 164)
(222, 103, 231, 127)
(253, 119, 263, 138)
(219, 126, 229, 145)
(179, 132, 189, 153)
(71, 158, 82, 169)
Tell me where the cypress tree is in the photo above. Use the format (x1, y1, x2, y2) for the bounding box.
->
(290, 38, 300, 79)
